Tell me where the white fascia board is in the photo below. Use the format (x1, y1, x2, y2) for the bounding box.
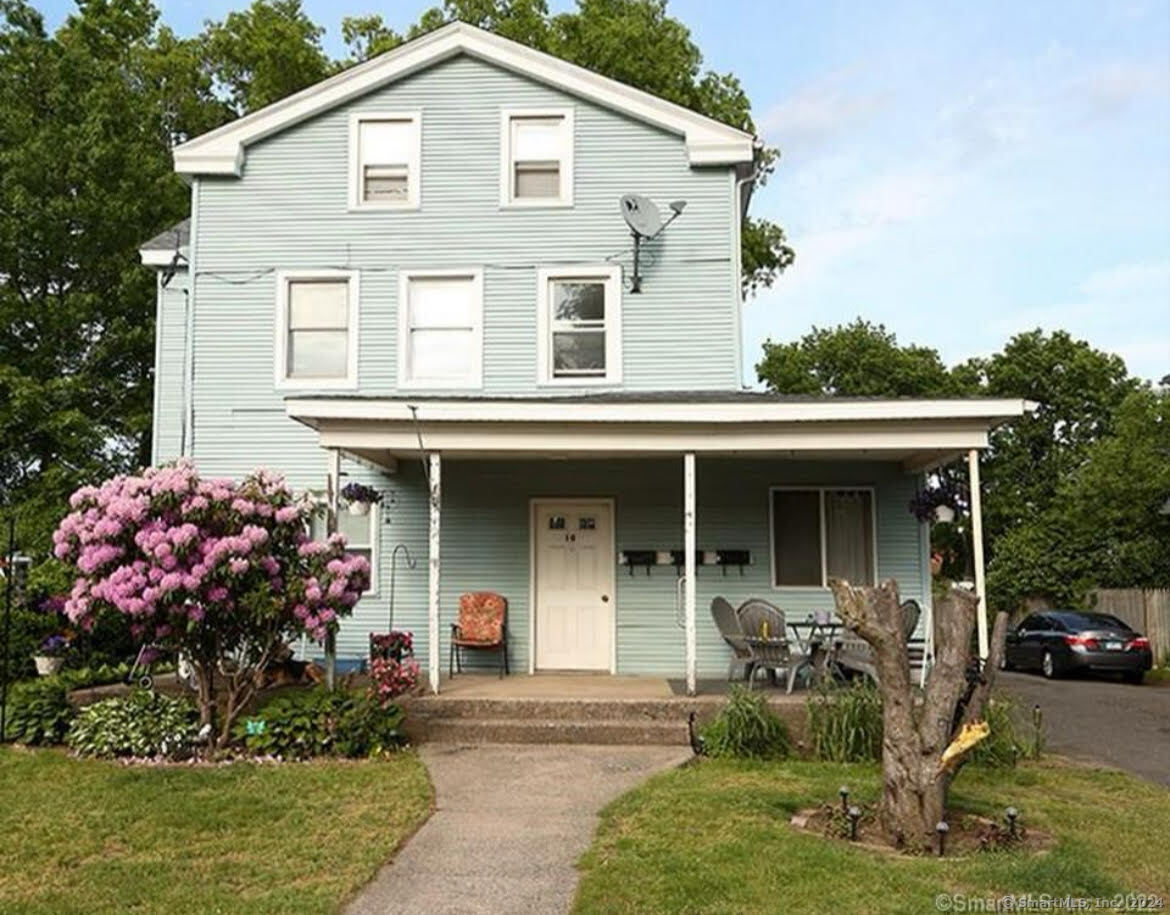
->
(139, 248, 189, 267)
(173, 22, 754, 177)
(285, 397, 1034, 426)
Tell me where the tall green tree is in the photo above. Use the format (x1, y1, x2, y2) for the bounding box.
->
(961, 329, 1139, 551)
(756, 319, 967, 397)
(0, 0, 219, 550)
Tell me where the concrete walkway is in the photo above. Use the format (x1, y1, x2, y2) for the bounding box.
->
(345, 743, 689, 915)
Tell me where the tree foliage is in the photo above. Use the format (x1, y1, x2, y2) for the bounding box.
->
(759, 320, 1157, 610)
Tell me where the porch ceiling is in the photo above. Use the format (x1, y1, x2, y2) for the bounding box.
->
(288, 395, 1032, 474)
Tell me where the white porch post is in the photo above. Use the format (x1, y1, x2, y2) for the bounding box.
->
(325, 447, 341, 690)
(427, 452, 442, 694)
(683, 453, 697, 696)
(968, 448, 989, 658)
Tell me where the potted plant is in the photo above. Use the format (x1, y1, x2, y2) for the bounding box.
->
(33, 634, 69, 676)
(340, 482, 382, 516)
(908, 482, 965, 524)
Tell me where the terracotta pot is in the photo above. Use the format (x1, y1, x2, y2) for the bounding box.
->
(34, 655, 64, 677)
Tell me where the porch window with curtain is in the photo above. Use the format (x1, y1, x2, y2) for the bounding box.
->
(770, 488, 875, 587)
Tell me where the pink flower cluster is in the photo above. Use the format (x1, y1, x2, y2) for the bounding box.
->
(369, 655, 421, 707)
(53, 460, 370, 648)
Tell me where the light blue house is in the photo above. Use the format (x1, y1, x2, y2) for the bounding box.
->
(140, 23, 1026, 693)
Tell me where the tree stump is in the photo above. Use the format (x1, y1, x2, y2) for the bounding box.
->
(829, 578, 1007, 850)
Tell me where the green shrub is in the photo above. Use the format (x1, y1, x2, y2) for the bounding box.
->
(701, 686, 790, 760)
(67, 689, 199, 759)
(969, 695, 1027, 768)
(806, 679, 884, 763)
(3, 678, 75, 744)
(56, 663, 135, 690)
(235, 688, 406, 759)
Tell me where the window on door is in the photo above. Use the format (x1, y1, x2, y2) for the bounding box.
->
(770, 487, 875, 588)
(398, 270, 484, 388)
(536, 266, 622, 384)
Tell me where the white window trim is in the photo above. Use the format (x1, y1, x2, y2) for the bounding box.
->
(274, 269, 360, 390)
(767, 485, 879, 591)
(310, 495, 380, 597)
(499, 107, 575, 208)
(397, 267, 485, 390)
(536, 265, 622, 386)
(348, 111, 422, 211)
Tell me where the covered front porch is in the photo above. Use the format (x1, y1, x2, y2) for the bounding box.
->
(287, 394, 1031, 695)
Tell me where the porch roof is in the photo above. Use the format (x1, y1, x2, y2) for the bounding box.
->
(286, 393, 1033, 473)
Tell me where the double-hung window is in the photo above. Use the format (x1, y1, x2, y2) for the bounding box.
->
(398, 269, 484, 388)
(275, 271, 358, 388)
(537, 266, 622, 384)
(310, 501, 378, 595)
(501, 109, 574, 206)
(349, 113, 420, 209)
(770, 487, 876, 588)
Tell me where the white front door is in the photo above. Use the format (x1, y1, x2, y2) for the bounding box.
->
(533, 500, 614, 671)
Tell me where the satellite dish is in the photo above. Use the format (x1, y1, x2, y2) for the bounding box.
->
(620, 194, 664, 238)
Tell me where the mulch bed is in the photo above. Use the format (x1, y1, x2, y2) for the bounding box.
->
(790, 801, 1054, 858)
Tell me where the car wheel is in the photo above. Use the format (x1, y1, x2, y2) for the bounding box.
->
(1041, 650, 1060, 679)
(1123, 671, 1145, 685)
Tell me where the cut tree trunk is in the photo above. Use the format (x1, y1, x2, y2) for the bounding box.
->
(830, 578, 999, 850)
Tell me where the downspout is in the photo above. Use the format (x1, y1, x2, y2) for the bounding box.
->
(733, 159, 759, 388)
(183, 178, 200, 458)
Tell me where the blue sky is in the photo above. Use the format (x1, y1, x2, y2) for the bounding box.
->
(40, 0, 1170, 382)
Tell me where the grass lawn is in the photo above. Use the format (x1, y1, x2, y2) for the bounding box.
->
(0, 747, 432, 915)
(575, 758, 1170, 914)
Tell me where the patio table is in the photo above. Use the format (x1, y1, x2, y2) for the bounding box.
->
(786, 620, 844, 688)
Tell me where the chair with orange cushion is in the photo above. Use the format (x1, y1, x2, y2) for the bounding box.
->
(449, 592, 509, 678)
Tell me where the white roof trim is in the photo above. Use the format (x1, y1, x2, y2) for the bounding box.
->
(139, 248, 188, 267)
(285, 397, 1035, 425)
(173, 22, 755, 176)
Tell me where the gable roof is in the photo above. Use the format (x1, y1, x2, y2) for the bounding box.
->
(173, 21, 756, 176)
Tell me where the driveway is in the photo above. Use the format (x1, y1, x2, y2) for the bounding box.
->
(999, 670, 1170, 787)
(344, 743, 689, 915)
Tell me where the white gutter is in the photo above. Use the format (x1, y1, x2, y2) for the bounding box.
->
(285, 397, 1036, 425)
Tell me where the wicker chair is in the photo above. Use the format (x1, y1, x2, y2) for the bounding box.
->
(736, 598, 805, 693)
(449, 592, 509, 678)
(711, 597, 753, 681)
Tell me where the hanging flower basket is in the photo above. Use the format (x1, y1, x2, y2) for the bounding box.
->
(933, 504, 957, 524)
(34, 655, 65, 677)
(341, 482, 382, 516)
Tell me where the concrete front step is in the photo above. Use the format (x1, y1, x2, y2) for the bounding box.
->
(401, 695, 808, 746)
(417, 716, 693, 746)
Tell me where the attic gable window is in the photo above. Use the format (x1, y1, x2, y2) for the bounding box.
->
(350, 113, 420, 210)
(501, 108, 574, 206)
(275, 270, 359, 389)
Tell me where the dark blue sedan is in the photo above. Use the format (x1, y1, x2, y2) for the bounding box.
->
(1003, 610, 1153, 684)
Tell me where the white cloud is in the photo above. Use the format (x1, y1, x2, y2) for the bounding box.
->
(757, 72, 887, 152)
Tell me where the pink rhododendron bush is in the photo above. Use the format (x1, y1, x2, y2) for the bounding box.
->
(52, 460, 369, 749)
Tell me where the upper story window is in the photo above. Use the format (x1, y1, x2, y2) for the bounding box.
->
(536, 265, 622, 385)
(501, 108, 574, 207)
(275, 270, 358, 389)
(398, 269, 484, 389)
(349, 112, 421, 210)
(770, 487, 876, 588)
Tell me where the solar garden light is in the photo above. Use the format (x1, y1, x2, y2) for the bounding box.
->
(1005, 807, 1019, 838)
(847, 805, 861, 841)
(838, 785, 850, 814)
(935, 821, 950, 857)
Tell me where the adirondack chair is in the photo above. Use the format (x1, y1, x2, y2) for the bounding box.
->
(736, 598, 807, 693)
(835, 599, 925, 684)
(711, 597, 753, 681)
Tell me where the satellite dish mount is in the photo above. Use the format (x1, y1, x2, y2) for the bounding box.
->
(619, 194, 687, 293)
